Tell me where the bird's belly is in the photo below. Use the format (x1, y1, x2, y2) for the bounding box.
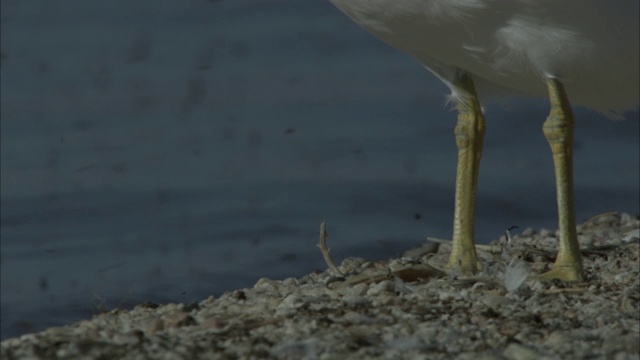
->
(330, 0, 640, 114)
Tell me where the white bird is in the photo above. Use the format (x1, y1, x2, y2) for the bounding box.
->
(328, 0, 639, 281)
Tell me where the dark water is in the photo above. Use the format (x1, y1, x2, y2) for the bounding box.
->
(1, 0, 638, 340)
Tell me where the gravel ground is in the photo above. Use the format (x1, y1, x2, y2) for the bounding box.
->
(2, 212, 638, 360)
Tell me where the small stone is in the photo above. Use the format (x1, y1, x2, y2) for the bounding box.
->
(544, 331, 570, 348)
(366, 280, 394, 296)
(499, 321, 521, 337)
(503, 343, 540, 360)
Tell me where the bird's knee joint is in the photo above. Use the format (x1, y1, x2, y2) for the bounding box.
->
(543, 121, 570, 142)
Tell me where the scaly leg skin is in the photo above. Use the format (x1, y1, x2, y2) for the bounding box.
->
(534, 78, 585, 282)
(445, 72, 485, 275)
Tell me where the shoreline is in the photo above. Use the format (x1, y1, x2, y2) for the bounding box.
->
(2, 212, 638, 359)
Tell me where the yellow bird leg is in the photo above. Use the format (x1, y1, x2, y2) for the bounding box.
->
(534, 78, 585, 282)
(445, 72, 485, 275)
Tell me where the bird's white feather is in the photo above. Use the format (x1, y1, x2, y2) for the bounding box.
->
(329, 0, 640, 116)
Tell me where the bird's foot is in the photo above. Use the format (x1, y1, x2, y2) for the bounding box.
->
(444, 257, 483, 277)
(530, 264, 585, 282)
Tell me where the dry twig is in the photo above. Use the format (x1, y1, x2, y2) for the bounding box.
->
(317, 222, 344, 276)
